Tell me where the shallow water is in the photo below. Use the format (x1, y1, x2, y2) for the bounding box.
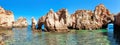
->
(0, 26, 119, 45)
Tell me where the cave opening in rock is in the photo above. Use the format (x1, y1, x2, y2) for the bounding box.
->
(107, 23, 114, 31)
(42, 24, 44, 29)
(41, 24, 45, 31)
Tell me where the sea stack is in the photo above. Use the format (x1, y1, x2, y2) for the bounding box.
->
(37, 4, 114, 32)
(0, 6, 14, 29)
(31, 17, 37, 30)
(13, 17, 28, 28)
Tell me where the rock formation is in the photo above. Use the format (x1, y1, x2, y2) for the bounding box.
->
(94, 4, 114, 28)
(0, 6, 14, 29)
(37, 4, 114, 32)
(114, 13, 120, 43)
(13, 17, 28, 28)
(31, 17, 37, 29)
(37, 9, 69, 32)
(69, 4, 114, 30)
(114, 13, 120, 31)
(71, 10, 94, 30)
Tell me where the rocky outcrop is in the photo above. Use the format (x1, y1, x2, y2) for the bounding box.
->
(114, 13, 120, 43)
(94, 4, 114, 28)
(37, 16, 46, 30)
(37, 9, 69, 32)
(0, 6, 14, 29)
(37, 4, 114, 32)
(114, 13, 120, 31)
(13, 17, 28, 28)
(71, 10, 94, 30)
(68, 4, 114, 30)
(31, 17, 37, 29)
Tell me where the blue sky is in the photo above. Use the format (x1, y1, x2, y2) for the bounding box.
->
(0, 0, 120, 25)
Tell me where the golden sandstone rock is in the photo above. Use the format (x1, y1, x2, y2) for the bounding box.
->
(37, 4, 114, 32)
(0, 4, 114, 31)
(37, 9, 68, 32)
(31, 17, 37, 29)
(0, 6, 14, 29)
(13, 17, 28, 28)
(0, 6, 29, 29)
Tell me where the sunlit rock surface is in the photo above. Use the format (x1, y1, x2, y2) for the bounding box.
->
(37, 4, 114, 32)
(0, 6, 14, 29)
(37, 9, 68, 32)
(94, 4, 114, 28)
(13, 17, 28, 28)
(70, 4, 114, 30)
(31, 17, 37, 30)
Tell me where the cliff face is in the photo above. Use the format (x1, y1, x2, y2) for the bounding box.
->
(114, 13, 120, 31)
(13, 17, 28, 28)
(114, 13, 120, 43)
(70, 4, 114, 30)
(37, 4, 114, 32)
(94, 4, 114, 28)
(0, 6, 14, 29)
(71, 10, 94, 30)
(37, 9, 69, 32)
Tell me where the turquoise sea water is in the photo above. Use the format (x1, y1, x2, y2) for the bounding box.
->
(0, 25, 119, 45)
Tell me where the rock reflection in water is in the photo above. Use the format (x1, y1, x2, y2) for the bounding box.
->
(0, 27, 118, 45)
(114, 32, 120, 44)
(107, 28, 117, 45)
(11, 28, 32, 45)
(0, 29, 13, 45)
(114, 27, 120, 44)
(37, 30, 111, 45)
(39, 31, 82, 45)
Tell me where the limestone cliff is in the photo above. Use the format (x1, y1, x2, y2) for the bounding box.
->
(0, 6, 14, 29)
(37, 4, 114, 32)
